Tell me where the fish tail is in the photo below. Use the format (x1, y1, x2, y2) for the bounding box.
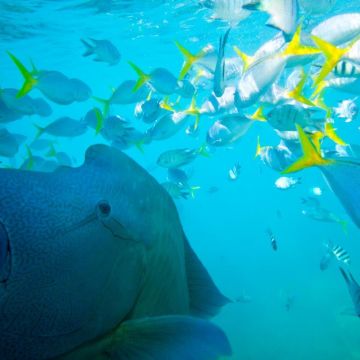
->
(250, 105, 266, 122)
(189, 185, 201, 199)
(282, 25, 320, 57)
(160, 96, 175, 112)
(197, 144, 210, 158)
(175, 41, 206, 80)
(34, 124, 45, 139)
(324, 122, 347, 146)
(312, 90, 332, 118)
(92, 96, 111, 117)
(24, 145, 34, 170)
(311, 35, 359, 91)
(185, 96, 201, 129)
(46, 144, 57, 157)
(7, 52, 38, 98)
(282, 124, 334, 174)
(339, 220, 348, 235)
(255, 136, 262, 158)
(93, 107, 104, 135)
(233, 46, 252, 72)
(80, 38, 94, 57)
(287, 69, 315, 107)
(134, 140, 145, 154)
(128, 61, 151, 92)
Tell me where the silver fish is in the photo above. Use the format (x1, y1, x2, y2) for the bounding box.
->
(81, 38, 121, 66)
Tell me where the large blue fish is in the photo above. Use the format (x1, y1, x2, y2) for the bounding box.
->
(0, 144, 231, 360)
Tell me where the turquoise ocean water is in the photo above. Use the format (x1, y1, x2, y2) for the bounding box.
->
(1, 1, 360, 359)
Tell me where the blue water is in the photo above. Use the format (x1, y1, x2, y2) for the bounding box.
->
(1, 1, 360, 359)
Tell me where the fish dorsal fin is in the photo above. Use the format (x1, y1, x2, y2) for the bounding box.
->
(184, 236, 230, 318)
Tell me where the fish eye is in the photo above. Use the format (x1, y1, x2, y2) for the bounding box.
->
(0, 221, 10, 283)
(97, 200, 111, 217)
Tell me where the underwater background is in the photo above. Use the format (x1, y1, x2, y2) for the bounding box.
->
(1, 0, 360, 359)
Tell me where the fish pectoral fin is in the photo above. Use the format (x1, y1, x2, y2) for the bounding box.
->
(184, 236, 231, 318)
(59, 316, 232, 360)
(108, 315, 232, 360)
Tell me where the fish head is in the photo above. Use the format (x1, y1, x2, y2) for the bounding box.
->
(0, 145, 149, 358)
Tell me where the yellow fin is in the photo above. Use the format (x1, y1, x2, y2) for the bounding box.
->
(189, 185, 201, 199)
(197, 144, 210, 158)
(94, 107, 104, 135)
(175, 41, 206, 80)
(46, 144, 57, 158)
(160, 96, 175, 112)
(250, 106, 267, 122)
(34, 124, 44, 139)
(311, 35, 359, 88)
(233, 46, 253, 71)
(312, 90, 331, 118)
(287, 69, 314, 107)
(24, 145, 34, 170)
(309, 131, 324, 153)
(92, 96, 111, 118)
(324, 122, 347, 146)
(255, 136, 262, 158)
(7, 52, 38, 98)
(128, 61, 151, 92)
(185, 96, 201, 129)
(282, 125, 334, 173)
(282, 25, 320, 57)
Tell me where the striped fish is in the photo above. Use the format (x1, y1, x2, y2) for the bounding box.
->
(333, 60, 360, 78)
(331, 244, 351, 265)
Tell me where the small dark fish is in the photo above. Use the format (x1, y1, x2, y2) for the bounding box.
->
(207, 186, 219, 194)
(285, 295, 295, 312)
(81, 38, 121, 66)
(167, 168, 190, 186)
(267, 228, 278, 251)
(320, 251, 332, 271)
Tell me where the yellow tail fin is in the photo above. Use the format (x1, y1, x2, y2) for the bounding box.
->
(282, 25, 320, 57)
(34, 124, 45, 139)
(24, 145, 34, 171)
(46, 144, 57, 158)
(197, 144, 210, 158)
(309, 131, 324, 153)
(128, 61, 151, 92)
(189, 185, 201, 199)
(311, 35, 359, 89)
(250, 106, 267, 122)
(185, 96, 201, 129)
(287, 69, 314, 107)
(324, 122, 347, 146)
(282, 124, 334, 173)
(175, 42, 206, 80)
(94, 107, 104, 135)
(7, 52, 38, 98)
(233, 46, 253, 72)
(255, 136, 262, 158)
(312, 90, 331, 118)
(92, 96, 111, 118)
